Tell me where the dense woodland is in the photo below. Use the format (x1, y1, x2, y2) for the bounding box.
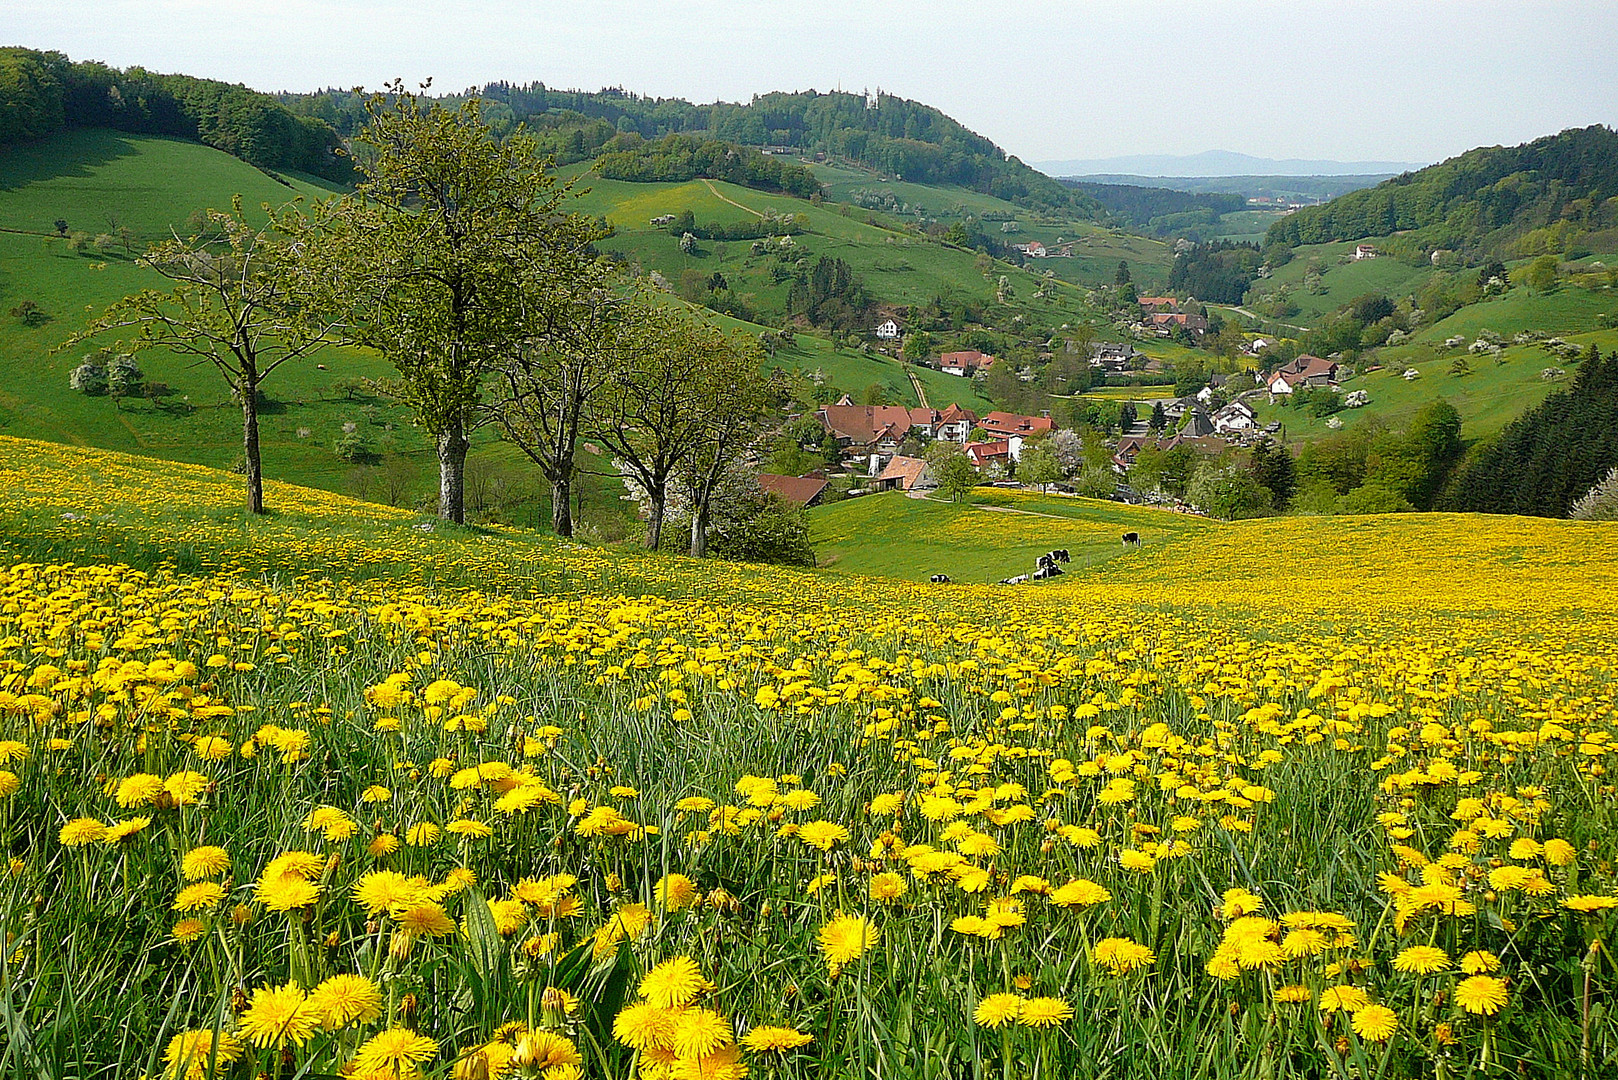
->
(0, 47, 346, 179)
(1439, 348, 1618, 517)
(594, 134, 824, 198)
(1167, 241, 1262, 303)
(1265, 125, 1618, 259)
(1066, 181, 1245, 235)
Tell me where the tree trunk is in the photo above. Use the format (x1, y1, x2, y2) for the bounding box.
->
(551, 472, 573, 538)
(690, 505, 708, 558)
(437, 420, 470, 524)
(645, 490, 665, 551)
(242, 376, 264, 515)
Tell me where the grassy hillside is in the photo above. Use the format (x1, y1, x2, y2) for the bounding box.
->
(0, 130, 1000, 527)
(1266, 124, 1618, 259)
(0, 131, 647, 527)
(1251, 327, 1618, 441)
(563, 164, 1113, 333)
(809, 161, 1173, 290)
(2, 437, 1618, 1077)
(1242, 241, 1439, 326)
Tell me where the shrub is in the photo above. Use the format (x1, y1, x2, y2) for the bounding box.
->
(107, 355, 143, 398)
(334, 430, 381, 465)
(709, 493, 816, 566)
(1570, 466, 1618, 521)
(69, 355, 108, 395)
(1187, 465, 1272, 520)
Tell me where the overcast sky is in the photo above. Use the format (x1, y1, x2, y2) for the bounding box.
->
(9, 0, 1616, 168)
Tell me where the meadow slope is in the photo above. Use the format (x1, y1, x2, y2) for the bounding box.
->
(2, 436, 1618, 1078)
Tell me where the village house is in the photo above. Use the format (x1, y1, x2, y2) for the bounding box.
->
(1137, 296, 1179, 312)
(1017, 240, 1048, 258)
(1179, 407, 1215, 438)
(873, 318, 902, 340)
(1148, 311, 1209, 334)
(1266, 354, 1339, 398)
(938, 349, 995, 377)
(1354, 244, 1377, 260)
(756, 473, 829, 507)
(815, 399, 980, 455)
(1090, 342, 1138, 374)
(872, 455, 930, 492)
(1194, 372, 1229, 405)
(1112, 431, 1223, 471)
(964, 438, 1015, 470)
(979, 410, 1055, 440)
(1211, 399, 1258, 434)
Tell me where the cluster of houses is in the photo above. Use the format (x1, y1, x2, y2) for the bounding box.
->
(808, 397, 1056, 494)
(1135, 296, 1210, 337)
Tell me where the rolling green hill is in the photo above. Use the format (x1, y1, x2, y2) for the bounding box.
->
(563, 163, 1111, 344)
(1249, 328, 1618, 442)
(0, 128, 1006, 525)
(1241, 240, 1440, 325)
(1266, 125, 1618, 260)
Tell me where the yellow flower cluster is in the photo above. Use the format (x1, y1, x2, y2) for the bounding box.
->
(1, 435, 1616, 1077)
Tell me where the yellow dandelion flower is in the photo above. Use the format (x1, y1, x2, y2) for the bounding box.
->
(1393, 945, 1449, 975)
(818, 912, 878, 971)
(308, 973, 383, 1029)
(1353, 1004, 1398, 1041)
(237, 983, 318, 1048)
(740, 1026, 812, 1052)
(974, 993, 1024, 1027)
(182, 846, 231, 880)
(1017, 997, 1073, 1028)
(640, 955, 706, 1009)
(352, 1027, 439, 1074)
(1454, 975, 1509, 1016)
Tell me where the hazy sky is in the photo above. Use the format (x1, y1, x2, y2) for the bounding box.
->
(9, 0, 1617, 167)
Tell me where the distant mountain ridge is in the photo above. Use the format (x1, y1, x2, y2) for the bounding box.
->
(1034, 150, 1428, 178)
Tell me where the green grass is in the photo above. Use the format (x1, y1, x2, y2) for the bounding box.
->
(806, 161, 1173, 290)
(1251, 328, 1618, 441)
(1408, 284, 1617, 343)
(809, 489, 1207, 582)
(0, 128, 335, 239)
(564, 162, 1164, 320)
(1244, 242, 1438, 326)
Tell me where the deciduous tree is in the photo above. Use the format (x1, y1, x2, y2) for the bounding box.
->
(333, 84, 581, 524)
(69, 198, 339, 513)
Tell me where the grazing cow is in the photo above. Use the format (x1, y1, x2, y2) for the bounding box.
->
(1121, 532, 1141, 547)
(1037, 554, 1054, 570)
(930, 574, 951, 583)
(1056, 549, 1070, 563)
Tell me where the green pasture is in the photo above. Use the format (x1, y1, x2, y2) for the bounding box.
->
(1252, 328, 1618, 442)
(809, 488, 1202, 582)
(1246, 241, 1439, 325)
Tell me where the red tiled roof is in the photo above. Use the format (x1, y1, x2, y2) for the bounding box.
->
(939, 350, 993, 370)
(981, 411, 1055, 436)
(756, 474, 828, 506)
(877, 455, 929, 491)
(964, 440, 1010, 466)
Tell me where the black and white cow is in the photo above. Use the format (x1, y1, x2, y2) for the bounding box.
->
(930, 574, 951, 583)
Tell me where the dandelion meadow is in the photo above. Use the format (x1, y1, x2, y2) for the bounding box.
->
(3, 435, 1618, 1078)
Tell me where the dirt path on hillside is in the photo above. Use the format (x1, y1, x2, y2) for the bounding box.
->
(700, 179, 764, 218)
(907, 369, 929, 408)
